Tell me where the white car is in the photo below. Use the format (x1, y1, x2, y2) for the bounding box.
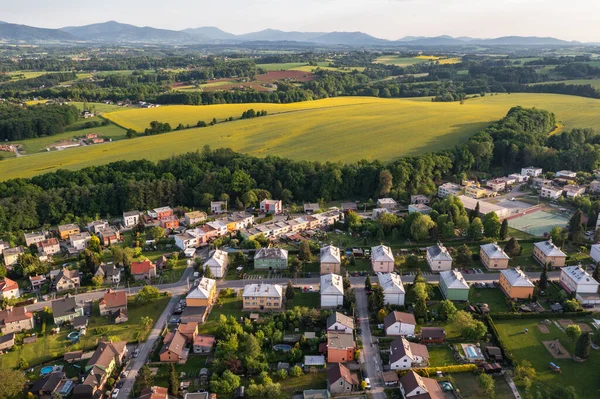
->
(364, 378, 371, 389)
(112, 389, 120, 398)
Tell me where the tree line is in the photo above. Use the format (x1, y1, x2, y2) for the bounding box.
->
(0, 103, 79, 141)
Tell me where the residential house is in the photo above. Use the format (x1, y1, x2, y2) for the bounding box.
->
(320, 273, 344, 308)
(159, 215, 180, 230)
(437, 183, 462, 198)
(556, 170, 576, 179)
(590, 180, 600, 194)
(420, 327, 446, 344)
(560, 265, 600, 305)
(29, 275, 47, 290)
(203, 249, 229, 278)
(3, 246, 24, 266)
(486, 179, 506, 192)
(533, 239, 566, 267)
(260, 199, 283, 214)
(175, 232, 200, 250)
(384, 311, 416, 337)
(532, 177, 552, 188)
(521, 167, 543, 177)
(327, 363, 358, 395)
(149, 206, 174, 220)
(186, 277, 217, 307)
(0, 333, 15, 351)
(139, 387, 169, 399)
(193, 334, 215, 354)
(177, 322, 198, 344)
(408, 204, 432, 214)
(377, 198, 397, 209)
(499, 268, 535, 299)
(123, 211, 141, 227)
(341, 202, 358, 211)
(304, 203, 320, 213)
(399, 370, 445, 399)
(99, 290, 127, 317)
(254, 247, 288, 270)
(439, 270, 470, 301)
(0, 306, 34, 334)
(54, 267, 80, 292)
(326, 312, 354, 334)
(326, 331, 355, 363)
(242, 283, 283, 310)
(24, 231, 46, 247)
(320, 245, 341, 274)
(540, 185, 563, 199)
(465, 185, 489, 199)
(210, 201, 227, 214)
(389, 336, 429, 370)
(373, 208, 390, 219)
(69, 232, 91, 251)
(37, 238, 61, 257)
(52, 296, 84, 325)
(30, 372, 65, 398)
(378, 272, 405, 306)
(426, 243, 453, 272)
(206, 220, 228, 237)
(226, 211, 254, 231)
(564, 185, 586, 198)
(303, 389, 331, 399)
(97, 227, 120, 246)
(160, 330, 188, 363)
(480, 243, 510, 270)
(74, 341, 127, 399)
(410, 195, 430, 205)
(131, 259, 157, 280)
(87, 220, 109, 234)
(0, 241, 8, 256)
(591, 244, 600, 263)
(371, 245, 395, 273)
(58, 223, 80, 240)
(94, 263, 121, 284)
(0, 277, 20, 299)
(185, 211, 207, 226)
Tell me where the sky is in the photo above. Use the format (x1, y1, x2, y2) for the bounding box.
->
(3, 0, 600, 42)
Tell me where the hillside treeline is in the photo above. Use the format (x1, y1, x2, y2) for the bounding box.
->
(0, 103, 79, 141)
(3, 107, 600, 235)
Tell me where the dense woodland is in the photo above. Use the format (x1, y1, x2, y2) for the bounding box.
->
(0, 103, 79, 140)
(2, 106, 600, 238)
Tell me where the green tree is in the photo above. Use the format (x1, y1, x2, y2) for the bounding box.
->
(168, 364, 179, 396)
(134, 365, 153, 395)
(88, 235, 102, 253)
(469, 201, 480, 221)
(285, 280, 295, 300)
(345, 211, 361, 230)
(410, 214, 435, 241)
(140, 316, 154, 330)
(276, 369, 288, 380)
(563, 299, 581, 312)
(438, 299, 457, 321)
(150, 226, 165, 242)
(204, 265, 215, 279)
(289, 258, 303, 278)
(377, 309, 387, 323)
(550, 226, 568, 249)
(210, 370, 240, 394)
(365, 274, 372, 290)
(483, 212, 501, 238)
(452, 311, 487, 340)
(575, 332, 591, 359)
(18, 357, 28, 370)
(379, 170, 393, 196)
(368, 286, 384, 311)
(414, 298, 428, 321)
(0, 369, 27, 399)
(456, 244, 472, 266)
(478, 373, 495, 398)
(91, 275, 103, 287)
(289, 365, 303, 377)
(135, 285, 160, 305)
(299, 241, 311, 261)
(566, 324, 582, 342)
(539, 263, 549, 291)
(503, 237, 521, 257)
(499, 219, 509, 240)
(468, 217, 484, 240)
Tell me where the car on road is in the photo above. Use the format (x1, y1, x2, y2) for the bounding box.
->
(364, 378, 371, 389)
(112, 389, 120, 398)
(308, 286, 314, 292)
(357, 328, 362, 335)
(116, 381, 124, 389)
(132, 349, 140, 358)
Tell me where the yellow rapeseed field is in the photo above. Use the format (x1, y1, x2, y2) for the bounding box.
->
(2, 93, 599, 181)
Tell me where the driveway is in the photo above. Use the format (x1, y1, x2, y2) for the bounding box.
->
(354, 286, 386, 399)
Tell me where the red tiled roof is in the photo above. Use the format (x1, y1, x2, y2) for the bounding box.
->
(327, 363, 358, 386)
(193, 335, 215, 348)
(99, 290, 127, 309)
(0, 277, 18, 293)
(131, 260, 155, 275)
(139, 386, 168, 399)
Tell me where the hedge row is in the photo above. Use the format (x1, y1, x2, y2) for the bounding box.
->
(404, 364, 478, 377)
(491, 311, 592, 320)
(485, 315, 516, 366)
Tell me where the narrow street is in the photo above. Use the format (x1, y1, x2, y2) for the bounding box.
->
(354, 285, 386, 399)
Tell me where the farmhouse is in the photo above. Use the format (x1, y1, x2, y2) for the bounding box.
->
(320, 273, 344, 308)
(58, 223, 80, 240)
(254, 247, 288, 270)
(437, 182, 462, 198)
(408, 203, 432, 214)
(540, 186, 563, 199)
(480, 242, 510, 270)
(242, 283, 283, 310)
(384, 311, 416, 337)
(326, 331, 355, 363)
(203, 249, 229, 278)
(184, 211, 207, 226)
(210, 201, 227, 214)
(3, 246, 24, 266)
(439, 270, 469, 301)
(533, 239, 566, 267)
(426, 242, 453, 272)
(560, 265, 600, 305)
(186, 277, 217, 307)
(0, 277, 20, 299)
(499, 268, 534, 299)
(327, 363, 358, 395)
(320, 245, 341, 274)
(389, 336, 429, 370)
(399, 370, 444, 399)
(37, 238, 61, 257)
(326, 312, 354, 334)
(54, 267, 80, 292)
(130, 259, 157, 280)
(521, 166, 543, 177)
(123, 211, 141, 227)
(371, 245, 395, 273)
(52, 296, 84, 325)
(0, 306, 34, 334)
(419, 327, 446, 344)
(377, 198, 397, 209)
(377, 272, 405, 306)
(260, 199, 282, 214)
(24, 231, 46, 246)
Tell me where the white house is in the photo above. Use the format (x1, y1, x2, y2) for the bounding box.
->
(408, 204, 432, 214)
(210, 201, 227, 214)
(540, 186, 563, 199)
(400, 371, 444, 399)
(591, 244, 600, 263)
(371, 245, 395, 273)
(320, 273, 344, 308)
(521, 167, 542, 177)
(69, 232, 91, 251)
(326, 312, 354, 334)
(389, 337, 429, 370)
(206, 220, 228, 236)
(122, 211, 140, 228)
(24, 232, 46, 247)
(384, 311, 416, 337)
(377, 272, 405, 306)
(377, 198, 397, 209)
(175, 232, 199, 251)
(556, 170, 576, 179)
(203, 249, 229, 278)
(560, 265, 600, 304)
(564, 185, 586, 198)
(425, 243, 453, 272)
(260, 199, 282, 214)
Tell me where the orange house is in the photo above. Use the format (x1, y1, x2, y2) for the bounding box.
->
(327, 332, 355, 363)
(154, 207, 174, 220)
(499, 268, 534, 299)
(160, 216, 180, 230)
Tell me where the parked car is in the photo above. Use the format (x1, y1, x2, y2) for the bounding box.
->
(364, 378, 371, 389)
(112, 389, 120, 398)
(133, 349, 140, 358)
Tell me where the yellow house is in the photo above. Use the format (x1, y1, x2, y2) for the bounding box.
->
(58, 223, 80, 240)
(185, 277, 216, 307)
(464, 186, 487, 199)
(499, 268, 534, 299)
(226, 220, 238, 232)
(533, 240, 566, 268)
(242, 283, 283, 310)
(480, 243, 510, 270)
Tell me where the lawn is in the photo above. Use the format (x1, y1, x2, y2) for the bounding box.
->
(286, 290, 320, 309)
(530, 79, 600, 90)
(428, 345, 457, 367)
(280, 372, 327, 397)
(451, 373, 514, 399)
(197, 295, 244, 335)
(494, 317, 600, 399)
(3, 93, 600, 180)
(468, 287, 510, 312)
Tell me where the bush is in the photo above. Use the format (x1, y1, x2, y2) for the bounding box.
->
(409, 364, 477, 376)
(491, 311, 592, 320)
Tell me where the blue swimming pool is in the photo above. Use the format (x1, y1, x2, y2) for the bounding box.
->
(466, 346, 478, 358)
(273, 344, 291, 352)
(67, 331, 80, 341)
(40, 366, 54, 376)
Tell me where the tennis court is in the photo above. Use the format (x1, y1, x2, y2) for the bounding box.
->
(508, 210, 569, 236)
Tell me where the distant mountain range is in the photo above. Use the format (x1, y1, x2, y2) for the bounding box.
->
(0, 20, 589, 46)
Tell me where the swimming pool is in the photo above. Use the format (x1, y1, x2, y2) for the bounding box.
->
(40, 366, 54, 376)
(466, 346, 478, 358)
(273, 344, 291, 352)
(67, 331, 80, 341)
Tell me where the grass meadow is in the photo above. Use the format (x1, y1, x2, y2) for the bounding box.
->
(2, 93, 600, 180)
(530, 79, 600, 89)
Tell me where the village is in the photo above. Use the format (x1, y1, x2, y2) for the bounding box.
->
(1, 165, 600, 399)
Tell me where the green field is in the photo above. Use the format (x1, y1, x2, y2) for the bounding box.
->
(531, 79, 600, 89)
(258, 62, 313, 71)
(2, 93, 600, 180)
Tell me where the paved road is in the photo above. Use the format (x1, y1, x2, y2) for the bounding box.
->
(355, 285, 385, 399)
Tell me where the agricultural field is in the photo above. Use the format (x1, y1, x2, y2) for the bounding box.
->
(257, 62, 313, 71)
(2, 93, 600, 180)
(374, 55, 462, 66)
(530, 79, 600, 90)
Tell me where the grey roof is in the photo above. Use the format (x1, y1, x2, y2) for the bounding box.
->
(255, 247, 288, 260)
(439, 270, 469, 290)
(320, 245, 341, 264)
(480, 243, 510, 260)
(561, 265, 599, 285)
(427, 243, 453, 261)
(534, 240, 566, 257)
(377, 272, 405, 294)
(320, 273, 344, 296)
(372, 245, 394, 262)
(52, 297, 80, 318)
(327, 331, 355, 349)
(242, 283, 283, 298)
(123, 210, 140, 217)
(501, 268, 534, 287)
(326, 312, 354, 330)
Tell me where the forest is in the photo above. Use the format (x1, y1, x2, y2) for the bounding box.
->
(0, 103, 80, 140)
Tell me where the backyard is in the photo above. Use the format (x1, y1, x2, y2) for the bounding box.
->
(468, 287, 511, 313)
(451, 373, 514, 399)
(198, 294, 245, 336)
(286, 290, 321, 309)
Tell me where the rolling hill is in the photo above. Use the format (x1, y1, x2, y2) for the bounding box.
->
(61, 21, 202, 43)
(0, 22, 77, 41)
